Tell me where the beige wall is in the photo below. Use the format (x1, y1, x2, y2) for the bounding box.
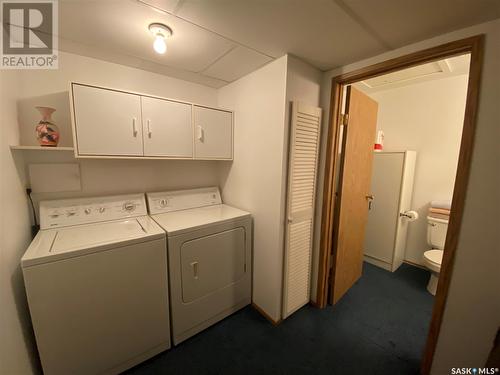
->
(15, 51, 218, 149)
(0, 71, 39, 374)
(318, 19, 500, 373)
(284, 56, 323, 307)
(13, 51, 222, 209)
(369, 74, 468, 265)
(1, 51, 222, 374)
(218, 55, 322, 321)
(217, 56, 289, 322)
(219, 56, 321, 321)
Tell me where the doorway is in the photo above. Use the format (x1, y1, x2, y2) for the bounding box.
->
(316, 35, 484, 375)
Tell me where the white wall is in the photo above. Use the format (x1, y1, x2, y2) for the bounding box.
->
(217, 56, 288, 322)
(0, 71, 39, 374)
(2, 51, 222, 373)
(369, 74, 468, 265)
(217, 55, 321, 322)
(13, 51, 221, 208)
(319, 19, 500, 373)
(284, 56, 323, 305)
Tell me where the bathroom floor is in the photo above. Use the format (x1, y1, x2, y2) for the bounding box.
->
(126, 262, 433, 375)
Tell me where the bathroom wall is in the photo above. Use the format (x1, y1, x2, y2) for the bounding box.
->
(0, 71, 39, 374)
(319, 19, 500, 374)
(369, 74, 469, 265)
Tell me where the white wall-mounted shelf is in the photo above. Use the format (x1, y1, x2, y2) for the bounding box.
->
(10, 145, 75, 151)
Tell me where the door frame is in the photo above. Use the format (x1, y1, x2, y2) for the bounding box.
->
(315, 35, 484, 375)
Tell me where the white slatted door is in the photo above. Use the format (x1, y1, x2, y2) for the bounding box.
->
(283, 102, 322, 318)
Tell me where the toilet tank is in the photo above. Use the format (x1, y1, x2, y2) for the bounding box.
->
(427, 216, 449, 249)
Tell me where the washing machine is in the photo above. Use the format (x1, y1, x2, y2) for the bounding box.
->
(21, 194, 170, 375)
(147, 187, 252, 345)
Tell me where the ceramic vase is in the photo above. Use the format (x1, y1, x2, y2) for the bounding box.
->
(35, 106, 59, 147)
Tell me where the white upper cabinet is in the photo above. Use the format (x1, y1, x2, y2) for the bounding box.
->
(194, 106, 233, 160)
(70, 83, 233, 160)
(72, 84, 143, 156)
(141, 97, 193, 158)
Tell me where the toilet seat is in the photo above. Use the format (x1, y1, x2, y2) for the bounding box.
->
(424, 249, 443, 273)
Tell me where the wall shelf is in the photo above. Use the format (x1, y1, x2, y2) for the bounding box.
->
(10, 145, 74, 151)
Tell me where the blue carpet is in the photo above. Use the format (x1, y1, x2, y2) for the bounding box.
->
(126, 262, 433, 374)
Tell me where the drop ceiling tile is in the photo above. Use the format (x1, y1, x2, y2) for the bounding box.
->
(59, 0, 234, 73)
(341, 0, 500, 48)
(363, 61, 446, 88)
(138, 59, 228, 88)
(137, 0, 182, 14)
(202, 46, 273, 82)
(58, 37, 227, 89)
(354, 54, 471, 94)
(176, 0, 388, 70)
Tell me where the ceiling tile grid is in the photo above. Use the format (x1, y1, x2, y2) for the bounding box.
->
(55, 0, 499, 88)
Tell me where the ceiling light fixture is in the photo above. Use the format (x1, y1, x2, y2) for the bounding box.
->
(148, 23, 172, 55)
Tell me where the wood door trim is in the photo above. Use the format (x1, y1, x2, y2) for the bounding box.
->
(316, 35, 484, 375)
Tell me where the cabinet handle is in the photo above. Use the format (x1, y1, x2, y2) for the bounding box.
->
(147, 119, 152, 137)
(132, 117, 138, 137)
(190, 261, 199, 279)
(197, 125, 204, 142)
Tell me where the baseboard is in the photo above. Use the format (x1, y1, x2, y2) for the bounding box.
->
(364, 255, 392, 271)
(251, 303, 282, 326)
(403, 260, 427, 270)
(310, 300, 321, 308)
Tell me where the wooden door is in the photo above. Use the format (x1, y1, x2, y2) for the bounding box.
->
(72, 84, 143, 156)
(141, 97, 193, 158)
(193, 106, 233, 160)
(282, 102, 322, 318)
(330, 86, 378, 304)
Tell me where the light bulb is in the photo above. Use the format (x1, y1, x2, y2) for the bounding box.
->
(153, 34, 166, 54)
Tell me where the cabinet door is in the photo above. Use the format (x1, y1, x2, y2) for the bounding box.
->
(141, 97, 193, 158)
(194, 106, 232, 160)
(72, 84, 143, 156)
(363, 153, 404, 263)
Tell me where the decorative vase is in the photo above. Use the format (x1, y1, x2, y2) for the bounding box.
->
(35, 106, 59, 147)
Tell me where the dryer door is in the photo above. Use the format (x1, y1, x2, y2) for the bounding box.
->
(180, 227, 246, 303)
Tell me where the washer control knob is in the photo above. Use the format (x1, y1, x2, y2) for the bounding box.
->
(98, 207, 106, 213)
(123, 202, 135, 212)
(84, 208, 92, 215)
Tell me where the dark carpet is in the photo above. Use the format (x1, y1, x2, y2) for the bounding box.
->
(126, 262, 434, 375)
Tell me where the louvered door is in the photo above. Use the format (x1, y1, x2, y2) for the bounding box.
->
(282, 102, 322, 318)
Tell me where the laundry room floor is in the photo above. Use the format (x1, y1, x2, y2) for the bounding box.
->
(126, 262, 434, 375)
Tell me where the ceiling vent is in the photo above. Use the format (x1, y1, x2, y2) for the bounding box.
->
(361, 60, 452, 89)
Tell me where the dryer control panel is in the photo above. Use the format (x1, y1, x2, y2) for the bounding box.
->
(147, 187, 222, 214)
(40, 194, 147, 229)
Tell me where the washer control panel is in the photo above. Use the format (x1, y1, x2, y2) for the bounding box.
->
(147, 187, 221, 214)
(40, 194, 146, 229)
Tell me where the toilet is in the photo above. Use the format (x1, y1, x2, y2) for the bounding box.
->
(423, 216, 448, 295)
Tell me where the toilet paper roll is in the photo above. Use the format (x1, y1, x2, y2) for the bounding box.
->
(401, 210, 419, 221)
